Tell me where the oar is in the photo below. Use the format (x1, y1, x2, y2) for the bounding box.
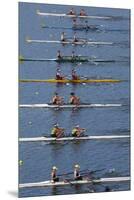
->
(58, 169, 89, 177)
(58, 168, 105, 177)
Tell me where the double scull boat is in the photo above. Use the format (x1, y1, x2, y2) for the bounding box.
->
(19, 56, 120, 63)
(26, 38, 113, 46)
(19, 135, 130, 142)
(19, 176, 130, 188)
(19, 79, 122, 84)
(19, 103, 122, 108)
(37, 10, 112, 20)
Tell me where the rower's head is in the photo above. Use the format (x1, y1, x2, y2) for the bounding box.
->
(57, 50, 61, 53)
(73, 19, 76, 22)
(52, 166, 58, 171)
(72, 51, 75, 54)
(85, 20, 88, 24)
(70, 92, 75, 96)
(74, 164, 80, 169)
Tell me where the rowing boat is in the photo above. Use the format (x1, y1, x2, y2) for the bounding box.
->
(20, 79, 122, 83)
(19, 135, 130, 142)
(42, 24, 99, 31)
(37, 10, 112, 20)
(19, 56, 118, 63)
(26, 38, 113, 45)
(19, 103, 122, 108)
(19, 176, 130, 188)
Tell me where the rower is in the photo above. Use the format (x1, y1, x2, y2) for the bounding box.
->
(56, 69, 64, 80)
(71, 51, 75, 58)
(69, 92, 80, 105)
(51, 166, 59, 182)
(72, 69, 79, 80)
(57, 50, 62, 59)
(74, 164, 82, 180)
(79, 9, 87, 16)
(72, 125, 86, 137)
(51, 92, 64, 105)
(68, 8, 76, 15)
(73, 32, 78, 42)
(51, 124, 65, 138)
(61, 32, 66, 42)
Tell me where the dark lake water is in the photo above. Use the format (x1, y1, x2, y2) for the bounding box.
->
(19, 2, 130, 198)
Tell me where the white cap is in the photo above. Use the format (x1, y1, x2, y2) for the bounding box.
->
(54, 124, 59, 127)
(75, 125, 79, 128)
(74, 164, 80, 168)
(52, 166, 58, 170)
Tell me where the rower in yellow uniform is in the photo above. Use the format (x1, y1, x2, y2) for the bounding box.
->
(51, 166, 59, 182)
(74, 164, 82, 180)
(72, 69, 80, 80)
(51, 124, 65, 138)
(72, 125, 86, 137)
(69, 92, 80, 105)
(56, 69, 65, 80)
(51, 92, 64, 105)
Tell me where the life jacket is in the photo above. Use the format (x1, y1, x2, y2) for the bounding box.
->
(74, 169, 80, 178)
(72, 128, 78, 136)
(61, 34, 65, 41)
(51, 171, 57, 179)
(51, 128, 57, 136)
(57, 53, 62, 59)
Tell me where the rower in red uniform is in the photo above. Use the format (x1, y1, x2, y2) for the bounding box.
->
(56, 69, 64, 80)
(51, 166, 59, 182)
(51, 92, 64, 105)
(67, 8, 76, 15)
(72, 69, 79, 80)
(57, 50, 62, 59)
(69, 92, 80, 105)
(74, 164, 82, 180)
(79, 9, 87, 16)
